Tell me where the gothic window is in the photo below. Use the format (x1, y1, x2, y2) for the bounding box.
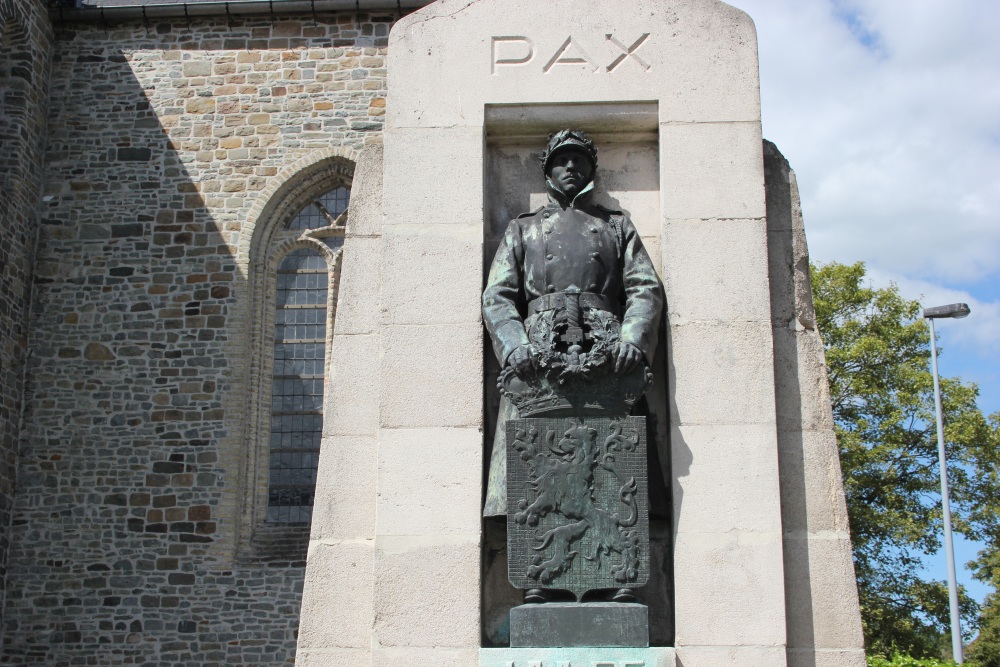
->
(238, 158, 353, 561)
(265, 189, 349, 526)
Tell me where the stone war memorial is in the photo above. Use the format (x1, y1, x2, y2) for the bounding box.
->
(296, 0, 866, 666)
(0, 0, 866, 664)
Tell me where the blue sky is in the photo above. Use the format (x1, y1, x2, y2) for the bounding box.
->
(730, 0, 1000, 606)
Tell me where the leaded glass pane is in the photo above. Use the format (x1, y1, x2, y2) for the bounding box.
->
(279, 248, 328, 270)
(270, 414, 323, 449)
(273, 343, 325, 376)
(268, 246, 327, 525)
(275, 307, 326, 341)
(286, 186, 350, 230)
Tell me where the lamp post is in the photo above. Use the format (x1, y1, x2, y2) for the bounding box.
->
(923, 302, 971, 664)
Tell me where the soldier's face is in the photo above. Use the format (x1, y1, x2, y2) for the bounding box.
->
(547, 148, 594, 198)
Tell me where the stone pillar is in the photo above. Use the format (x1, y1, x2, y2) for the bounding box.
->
(765, 141, 866, 667)
(296, 146, 387, 667)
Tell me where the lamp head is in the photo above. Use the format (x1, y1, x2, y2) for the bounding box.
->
(923, 303, 971, 320)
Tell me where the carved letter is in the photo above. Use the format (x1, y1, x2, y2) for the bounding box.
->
(622, 662, 646, 667)
(543, 36, 599, 73)
(492, 36, 534, 74)
(606, 33, 651, 72)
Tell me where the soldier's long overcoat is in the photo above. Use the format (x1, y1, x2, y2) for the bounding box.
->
(481, 179, 663, 515)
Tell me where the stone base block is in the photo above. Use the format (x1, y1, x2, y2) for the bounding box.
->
(481, 646, 674, 667)
(509, 602, 649, 648)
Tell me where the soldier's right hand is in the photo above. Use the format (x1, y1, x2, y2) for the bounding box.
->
(508, 345, 536, 377)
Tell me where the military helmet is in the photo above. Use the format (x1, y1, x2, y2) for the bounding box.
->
(541, 129, 598, 174)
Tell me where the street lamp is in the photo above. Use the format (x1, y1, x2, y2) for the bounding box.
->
(923, 302, 971, 664)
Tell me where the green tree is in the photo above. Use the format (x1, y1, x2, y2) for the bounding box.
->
(968, 593, 1000, 667)
(811, 261, 1000, 657)
(867, 653, 957, 667)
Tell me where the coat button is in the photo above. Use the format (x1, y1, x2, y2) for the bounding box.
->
(546, 254, 554, 260)
(590, 252, 599, 258)
(590, 227, 598, 233)
(588, 284, 597, 290)
(547, 284, 555, 291)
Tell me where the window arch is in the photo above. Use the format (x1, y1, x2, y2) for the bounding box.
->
(239, 159, 352, 561)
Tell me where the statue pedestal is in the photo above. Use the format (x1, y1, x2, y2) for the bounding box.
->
(510, 602, 649, 648)
(480, 646, 675, 667)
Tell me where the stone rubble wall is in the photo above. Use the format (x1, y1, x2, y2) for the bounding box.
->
(2, 9, 394, 665)
(0, 0, 53, 633)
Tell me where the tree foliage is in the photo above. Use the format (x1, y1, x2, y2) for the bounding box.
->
(970, 507, 1000, 665)
(867, 653, 957, 667)
(811, 261, 1000, 657)
(968, 593, 1000, 667)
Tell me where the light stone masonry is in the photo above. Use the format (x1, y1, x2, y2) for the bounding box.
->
(298, 2, 866, 666)
(764, 140, 866, 667)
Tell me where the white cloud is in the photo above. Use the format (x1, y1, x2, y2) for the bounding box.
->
(865, 266, 1000, 354)
(732, 0, 1000, 285)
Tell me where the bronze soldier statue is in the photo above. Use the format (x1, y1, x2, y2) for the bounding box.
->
(482, 129, 664, 519)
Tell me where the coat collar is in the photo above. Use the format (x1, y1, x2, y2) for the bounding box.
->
(545, 178, 595, 209)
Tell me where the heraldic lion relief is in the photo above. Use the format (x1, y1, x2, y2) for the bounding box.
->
(507, 417, 649, 600)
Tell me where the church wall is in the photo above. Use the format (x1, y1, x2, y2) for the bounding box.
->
(2, 10, 394, 665)
(0, 0, 52, 631)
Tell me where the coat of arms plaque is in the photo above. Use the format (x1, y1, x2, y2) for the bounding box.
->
(506, 416, 649, 599)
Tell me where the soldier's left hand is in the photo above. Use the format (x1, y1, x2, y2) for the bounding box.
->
(615, 342, 642, 374)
